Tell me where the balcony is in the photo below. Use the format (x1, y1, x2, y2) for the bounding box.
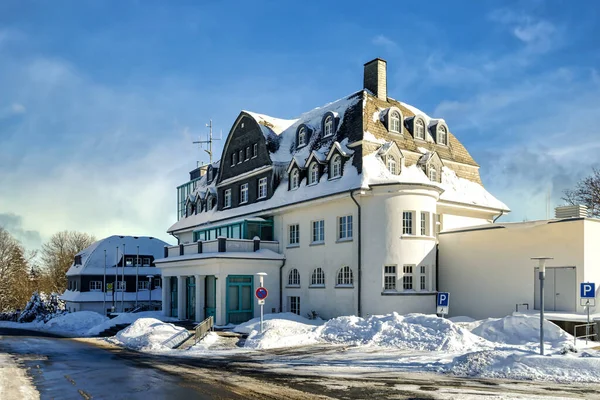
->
(164, 237, 280, 259)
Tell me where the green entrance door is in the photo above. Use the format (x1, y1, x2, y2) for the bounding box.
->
(170, 277, 178, 318)
(226, 275, 254, 324)
(205, 275, 216, 319)
(186, 276, 196, 320)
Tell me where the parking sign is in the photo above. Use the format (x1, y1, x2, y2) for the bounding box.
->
(581, 282, 595, 298)
(437, 292, 449, 316)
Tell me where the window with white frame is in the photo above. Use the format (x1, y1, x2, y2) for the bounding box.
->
(420, 265, 427, 291)
(438, 125, 448, 145)
(298, 127, 307, 147)
(324, 116, 333, 136)
(288, 268, 300, 287)
(429, 167, 437, 182)
(117, 281, 126, 291)
(384, 265, 396, 291)
(253, 143, 258, 158)
(289, 224, 299, 245)
(258, 177, 267, 199)
(246, 146, 250, 160)
(289, 296, 300, 315)
(308, 162, 319, 185)
(143, 257, 151, 266)
(312, 220, 324, 243)
(125, 257, 133, 267)
(420, 212, 428, 236)
(238, 149, 243, 163)
(435, 213, 442, 235)
(90, 281, 102, 291)
(336, 266, 353, 287)
(224, 189, 232, 208)
(331, 154, 342, 178)
(387, 155, 397, 175)
(390, 111, 401, 133)
(154, 278, 160, 288)
(402, 211, 414, 235)
(231, 152, 237, 166)
(240, 183, 248, 204)
(403, 265, 414, 290)
(415, 118, 425, 140)
(290, 168, 300, 190)
(311, 268, 325, 286)
(338, 215, 353, 240)
(138, 281, 150, 290)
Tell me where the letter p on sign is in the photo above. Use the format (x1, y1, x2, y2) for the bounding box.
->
(581, 282, 596, 298)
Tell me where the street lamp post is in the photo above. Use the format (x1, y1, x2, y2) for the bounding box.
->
(531, 256, 553, 356)
(147, 275, 154, 310)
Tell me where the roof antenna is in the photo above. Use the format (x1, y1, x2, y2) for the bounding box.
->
(193, 120, 222, 165)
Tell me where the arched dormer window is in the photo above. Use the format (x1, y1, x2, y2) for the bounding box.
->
(336, 266, 353, 287)
(288, 269, 300, 287)
(331, 154, 342, 179)
(290, 168, 300, 190)
(308, 162, 319, 185)
(207, 196, 215, 210)
(438, 125, 448, 145)
(390, 111, 401, 133)
(415, 118, 425, 140)
(324, 116, 333, 137)
(298, 127, 307, 147)
(429, 167, 437, 182)
(310, 268, 325, 287)
(387, 155, 397, 175)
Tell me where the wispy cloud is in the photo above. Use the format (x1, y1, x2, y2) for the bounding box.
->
(0, 213, 42, 251)
(489, 9, 559, 54)
(372, 34, 397, 50)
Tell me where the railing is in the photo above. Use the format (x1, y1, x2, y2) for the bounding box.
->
(226, 239, 254, 252)
(261, 241, 279, 252)
(194, 316, 214, 344)
(163, 237, 281, 259)
(203, 240, 219, 253)
(574, 323, 596, 345)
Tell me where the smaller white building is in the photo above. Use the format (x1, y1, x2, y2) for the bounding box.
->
(61, 235, 170, 314)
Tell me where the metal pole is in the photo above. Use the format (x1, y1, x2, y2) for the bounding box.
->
(587, 302, 591, 344)
(260, 275, 264, 334)
(148, 276, 152, 310)
(540, 270, 545, 355)
(121, 244, 125, 312)
(103, 250, 107, 316)
(114, 247, 118, 312)
(136, 246, 139, 308)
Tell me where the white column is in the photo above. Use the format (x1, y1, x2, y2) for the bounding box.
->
(161, 276, 170, 316)
(195, 275, 204, 322)
(177, 276, 186, 320)
(215, 274, 225, 326)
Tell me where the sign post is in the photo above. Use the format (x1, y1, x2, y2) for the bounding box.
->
(256, 272, 268, 333)
(532, 257, 553, 356)
(580, 282, 596, 343)
(437, 292, 449, 317)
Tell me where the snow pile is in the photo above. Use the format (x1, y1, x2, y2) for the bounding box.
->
(471, 314, 572, 345)
(113, 318, 188, 351)
(440, 167, 509, 211)
(86, 311, 177, 336)
(319, 313, 490, 352)
(44, 311, 108, 336)
(244, 319, 322, 349)
(234, 312, 322, 334)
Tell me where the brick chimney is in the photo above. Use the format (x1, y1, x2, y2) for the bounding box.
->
(363, 58, 387, 101)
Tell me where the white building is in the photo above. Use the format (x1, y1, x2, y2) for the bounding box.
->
(156, 58, 509, 325)
(62, 235, 170, 314)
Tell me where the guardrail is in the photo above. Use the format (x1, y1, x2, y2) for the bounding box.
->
(574, 323, 596, 345)
(194, 315, 214, 344)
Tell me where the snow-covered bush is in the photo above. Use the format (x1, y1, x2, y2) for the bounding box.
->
(18, 292, 66, 323)
(0, 311, 19, 321)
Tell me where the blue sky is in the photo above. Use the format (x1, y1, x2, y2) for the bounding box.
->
(1, 0, 599, 250)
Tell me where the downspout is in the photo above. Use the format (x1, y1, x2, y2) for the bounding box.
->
(493, 210, 504, 223)
(279, 258, 286, 313)
(350, 190, 362, 317)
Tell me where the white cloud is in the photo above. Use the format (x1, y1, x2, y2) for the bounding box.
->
(489, 9, 558, 54)
(372, 34, 397, 49)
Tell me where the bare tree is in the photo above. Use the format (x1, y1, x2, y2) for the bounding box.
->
(40, 231, 96, 293)
(562, 168, 600, 218)
(0, 227, 31, 312)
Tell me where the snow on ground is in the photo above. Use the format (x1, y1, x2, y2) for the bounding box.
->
(44, 311, 109, 336)
(86, 311, 177, 336)
(0, 352, 39, 400)
(471, 314, 572, 346)
(110, 318, 187, 351)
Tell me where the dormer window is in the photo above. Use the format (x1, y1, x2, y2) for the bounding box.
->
(438, 125, 448, 145)
(207, 196, 215, 210)
(387, 155, 397, 175)
(298, 127, 307, 147)
(238, 150, 243, 163)
(390, 111, 401, 133)
(231, 152, 237, 166)
(224, 189, 231, 208)
(331, 154, 342, 179)
(308, 162, 319, 185)
(324, 116, 333, 137)
(429, 167, 437, 182)
(207, 168, 213, 181)
(415, 119, 425, 140)
(290, 168, 300, 190)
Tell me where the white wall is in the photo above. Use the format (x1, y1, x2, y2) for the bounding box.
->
(583, 220, 600, 313)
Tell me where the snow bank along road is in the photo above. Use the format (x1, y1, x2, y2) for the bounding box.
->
(2, 330, 600, 400)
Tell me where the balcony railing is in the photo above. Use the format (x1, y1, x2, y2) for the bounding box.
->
(164, 237, 280, 258)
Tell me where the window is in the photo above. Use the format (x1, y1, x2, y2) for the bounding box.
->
(435, 213, 442, 235)
(117, 281, 126, 291)
(338, 215, 353, 240)
(311, 268, 325, 286)
(390, 111, 401, 133)
(403, 211, 414, 235)
(231, 152, 237, 166)
(288, 268, 300, 287)
(308, 162, 319, 185)
(420, 265, 427, 291)
(312, 220, 324, 243)
(253, 143, 258, 158)
(238, 150, 243, 163)
(298, 127, 307, 147)
(258, 177, 267, 199)
(387, 155, 397, 175)
(240, 183, 248, 203)
(289, 296, 300, 315)
(438, 125, 448, 145)
(290, 168, 300, 190)
(420, 212, 428, 236)
(224, 189, 232, 208)
(403, 265, 414, 290)
(324, 116, 333, 137)
(336, 266, 353, 287)
(125, 257, 133, 267)
(138, 281, 150, 290)
(415, 119, 425, 140)
(331, 154, 342, 179)
(289, 224, 299, 246)
(384, 265, 396, 291)
(74, 255, 82, 265)
(207, 196, 214, 210)
(207, 168, 213, 181)
(429, 167, 437, 182)
(246, 147, 250, 160)
(154, 278, 161, 288)
(90, 281, 102, 291)
(143, 257, 151, 266)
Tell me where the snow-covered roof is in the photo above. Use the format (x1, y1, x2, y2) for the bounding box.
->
(439, 167, 509, 211)
(61, 288, 162, 302)
(66, 235, 172, 277)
